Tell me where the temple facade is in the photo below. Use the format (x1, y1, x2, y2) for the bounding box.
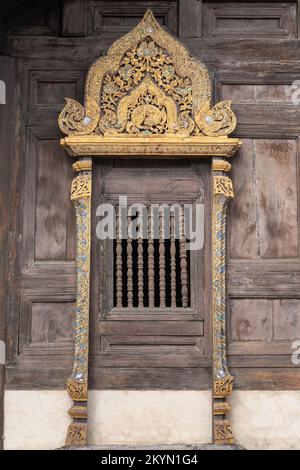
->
(0, 1, 300, 450)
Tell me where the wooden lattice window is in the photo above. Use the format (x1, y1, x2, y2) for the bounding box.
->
(113, 206, 190, 308)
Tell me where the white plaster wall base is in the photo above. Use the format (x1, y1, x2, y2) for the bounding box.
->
(4, 390, 71, 450)
(88, 391, 212, 446)
(4, 390, 300, 450)
(230, 391, 300, 450)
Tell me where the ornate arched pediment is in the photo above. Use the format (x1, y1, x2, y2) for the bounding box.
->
(59, 10, 240, 156)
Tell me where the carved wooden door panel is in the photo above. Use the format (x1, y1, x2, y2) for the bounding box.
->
(89, 159, 212, 389)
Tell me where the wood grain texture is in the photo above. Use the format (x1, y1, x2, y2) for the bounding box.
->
(203, 2, 297, 38)
(0, 55, 16, 450)
(62, 0, 87, 37)
(229, 138, 298, 259)
(5, 0, 300, 392)
(88, 159, 208, 388)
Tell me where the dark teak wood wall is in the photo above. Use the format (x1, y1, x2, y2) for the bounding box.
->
(1, 1, 300, 409)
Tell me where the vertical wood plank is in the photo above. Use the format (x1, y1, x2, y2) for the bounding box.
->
(62, 0, 87, 37)
(255, 139, 298, 259)
(229, 139, 259, 259)
(179, 0, 202, 38)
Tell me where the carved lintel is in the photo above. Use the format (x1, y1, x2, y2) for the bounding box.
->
(61, 135, 241, 158)
(214, 420, 235, 445)
(65, 422, 87, 447)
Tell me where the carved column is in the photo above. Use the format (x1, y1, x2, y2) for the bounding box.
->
(211, 159, 235, 445)
(65, 159, 92, 447)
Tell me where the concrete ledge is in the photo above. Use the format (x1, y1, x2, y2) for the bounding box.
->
(60, 444, 245, 450)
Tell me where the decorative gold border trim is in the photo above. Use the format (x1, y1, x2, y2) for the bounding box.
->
(212, 170, 235, 445)
(65, 171, 92, 447)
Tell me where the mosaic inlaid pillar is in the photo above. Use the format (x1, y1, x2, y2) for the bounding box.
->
(212, 159, 235, 445)
(65, 159, 92, 447)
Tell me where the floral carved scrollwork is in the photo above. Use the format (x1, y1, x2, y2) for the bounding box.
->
(65, 423, 87, 447)
(214, 375, 234, 398)
(59, 96, 100, 136)
(214, 420, 235, 445)
(213, 176, 234, 198)
(66, 378, 88, 402)
(102, 76, 179, 136)
(194, 100, 236, 136)
(98, 37, 195, 135)
(71, 175, 91, 200)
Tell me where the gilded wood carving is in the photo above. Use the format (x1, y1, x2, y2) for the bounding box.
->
(58, 9, 241, 447)
(58, 10, 241, 157)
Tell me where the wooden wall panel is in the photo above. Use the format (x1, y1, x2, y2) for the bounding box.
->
(29, 70, 84, 109)
(203, 1, 297, 38)
(229, 138, 299, 260)
(35, 139, 75, 261)
(230, 299, 273, 342)
(215, 36, 300, 384)
(4, 0, 300, 391)
(255, 139, 298, 258)
(222, 83, 292, 104)
(30, 302, 73, 344)
(228, 139, 258, 259)
(0, 55, 16, 448)
(88, 1, 179, 35)
(273, 299, 300, 340)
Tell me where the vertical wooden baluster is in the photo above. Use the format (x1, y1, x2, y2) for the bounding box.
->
(159, 210, 166, 307)
(137, 218, 144, 307)
(127, 213, 133, 308)
(180, 208, 188, 307)
(148, 207, 155, 308)
(170, 211, 177, 308)
(116, 208, 123, 308)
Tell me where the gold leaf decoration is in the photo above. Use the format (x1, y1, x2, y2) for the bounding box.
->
(58, 96, 100, 135)
(194, 100, 237, 136)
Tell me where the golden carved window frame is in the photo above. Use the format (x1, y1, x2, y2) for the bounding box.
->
(58, 10, 242, 447)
